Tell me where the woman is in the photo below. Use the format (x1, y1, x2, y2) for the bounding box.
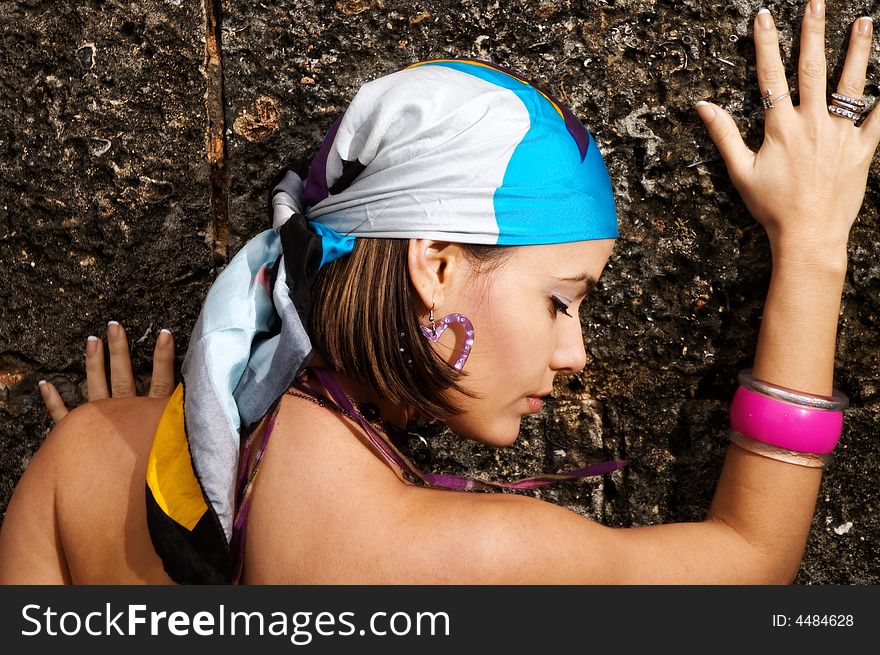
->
(1, 2, 877, 583)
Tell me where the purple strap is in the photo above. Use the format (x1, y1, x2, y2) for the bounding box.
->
(231, 400, 281, 584)
(310, 367, 628, 492)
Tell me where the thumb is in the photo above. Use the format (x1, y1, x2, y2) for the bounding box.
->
(695, 101, 754, 180)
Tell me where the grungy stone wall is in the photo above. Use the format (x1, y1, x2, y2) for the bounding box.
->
(1, 0, 878, 583)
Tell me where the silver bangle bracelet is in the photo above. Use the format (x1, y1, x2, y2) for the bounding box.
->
(729, 431, 832, 469)
(737, 369, 848, 411)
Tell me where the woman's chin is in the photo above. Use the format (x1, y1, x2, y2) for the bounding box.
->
(449, 415, 522, 448)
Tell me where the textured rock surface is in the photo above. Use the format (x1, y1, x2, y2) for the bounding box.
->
(0, 0, 213, 523)
(1, 0, 878, 583)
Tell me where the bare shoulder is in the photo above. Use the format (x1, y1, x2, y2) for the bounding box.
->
(0, 398, 174, 584)
(243, 395, 626, 584)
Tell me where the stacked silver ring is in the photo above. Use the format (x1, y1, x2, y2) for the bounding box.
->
(828, 92, 867, 123)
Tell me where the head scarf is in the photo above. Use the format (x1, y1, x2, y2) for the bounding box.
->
(145, 59, 618, 583)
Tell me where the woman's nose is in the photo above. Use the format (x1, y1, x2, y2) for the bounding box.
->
(550, 316, 587, 374)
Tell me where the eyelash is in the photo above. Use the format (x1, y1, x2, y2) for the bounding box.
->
(550, 295, 572, 317)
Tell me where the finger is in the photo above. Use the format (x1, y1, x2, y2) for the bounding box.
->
(797, 0, 827, 113)
(695, 101, 756, 183)
(754, 9, 795, 120)
(858, 100, 880, 148)
(836, 18, 873, 100)
(107, 320, 136, 397)
(149, 329, 176, 398)
(39, 380, 69, 423)
(85, 335, 109, 401)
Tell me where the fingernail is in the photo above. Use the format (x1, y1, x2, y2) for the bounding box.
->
(108, 320, 120, 338)
(859, 17, 873, 36)
(810, 0, 824, 17)
(158, 328, 172, 345)
(38, 379, 47, 387)
(695, 100, 716, 121)
(87, 335, 99, 355)
(757, 8, 773, 30)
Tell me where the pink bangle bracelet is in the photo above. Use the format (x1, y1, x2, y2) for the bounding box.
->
(729, 386, 843, 455)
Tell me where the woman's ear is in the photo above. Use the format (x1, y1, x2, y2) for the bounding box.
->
(407, 239, 468, 314)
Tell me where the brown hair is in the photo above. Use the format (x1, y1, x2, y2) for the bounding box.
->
(308, 239, 511, 418)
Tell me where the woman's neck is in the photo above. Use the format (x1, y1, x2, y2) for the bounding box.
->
(306, 355, 416, 429)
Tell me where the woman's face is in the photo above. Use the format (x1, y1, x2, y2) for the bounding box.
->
(436, 239, 615, 446)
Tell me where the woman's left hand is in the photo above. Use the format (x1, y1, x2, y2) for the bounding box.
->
(39, 322, 176, 423)
(696, 2, 879, 263)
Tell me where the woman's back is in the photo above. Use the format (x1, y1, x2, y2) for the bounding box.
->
(1, 389, 640, 584)
(0, 392, 387, 583)
(0, 392, 403, 584)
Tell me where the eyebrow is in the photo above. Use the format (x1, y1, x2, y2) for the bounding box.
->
(551, 273, 598, 295)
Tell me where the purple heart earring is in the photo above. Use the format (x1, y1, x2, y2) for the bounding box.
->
(420, 304, 475, 371)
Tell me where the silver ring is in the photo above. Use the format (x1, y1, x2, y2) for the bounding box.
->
(832, 97, 865, 112)
(831, 92, 866, 109)
(828, 103, 863, 123)
(761, 88, 794, 109)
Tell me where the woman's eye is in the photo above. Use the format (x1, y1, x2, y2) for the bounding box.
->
(550, 296, 572, 317)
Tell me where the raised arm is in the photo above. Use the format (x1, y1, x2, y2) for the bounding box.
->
(692, 2, 879, 581)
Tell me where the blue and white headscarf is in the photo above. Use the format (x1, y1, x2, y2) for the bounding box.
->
(145, 59, 618, 583)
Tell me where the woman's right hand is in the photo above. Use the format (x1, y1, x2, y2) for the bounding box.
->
(39, 322, 176, 423)
(695, 2, 879, 264)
